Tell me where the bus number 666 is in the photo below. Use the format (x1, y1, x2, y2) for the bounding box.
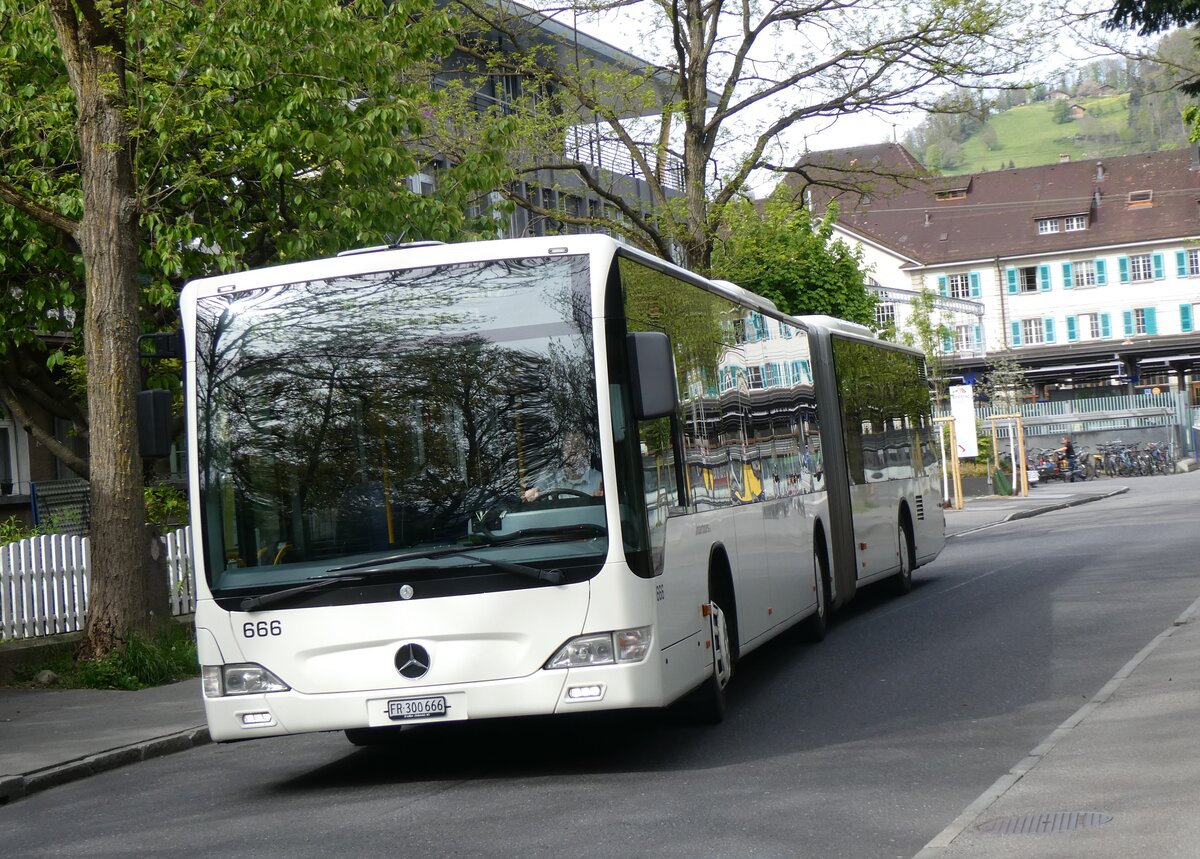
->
(243, 621, 282, 638)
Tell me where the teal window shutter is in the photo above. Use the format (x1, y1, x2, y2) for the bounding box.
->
(1177, 250, 1189, 277)
(1006, 267, 1018, 294)
(973, 324, 982, 349)
(1118, 256, 1130, 283)
(1044, 317, 1056, 343)
(1100, 313, 1112, 338)
(1096, 258, 1107, 285)
(1181, 304, 1194, 333)
(750, 312, 766, 341)
(969, 272, 981, 297)
(1066, 315, 1078, 341)
(1145, 307, 1158, 334)
(942, 334, 953, 353)
(1123, 309, 1134, 336)
(1038, 264, 1051, 291)
(1011, 321, 1022, 346)
(937, 275, 948, 296)
(1152, 252, 1165, 280)
(1062, 262, 1074, 289)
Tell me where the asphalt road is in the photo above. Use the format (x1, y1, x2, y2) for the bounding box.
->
(5, 477, 1199, 859)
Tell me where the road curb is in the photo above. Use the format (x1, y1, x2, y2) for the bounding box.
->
(947, 486, 1130, 538)
(0, 725, 210, 806)
(1003, 486, 1130, 522)
(914, 592, 1200, 856)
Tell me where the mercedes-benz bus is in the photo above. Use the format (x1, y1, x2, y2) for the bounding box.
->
(177, 235, 944, 743)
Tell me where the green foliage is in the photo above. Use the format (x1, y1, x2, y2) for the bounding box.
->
(711, 197, 877, 326)
(0, 515, 40, 545)
(73, 627, 198, 690)
(979, 353, 1031, 412)
(896, 288, 951, 398)
(13, 624, 198, 690)
(0, 0, 518, 459)
(906, 40, 1198, 175)
(145, 483, 189, 529)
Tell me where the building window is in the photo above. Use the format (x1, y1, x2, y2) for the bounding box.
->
(947, 273, 971, 299)
(1188, 249, 1200, 277)
(1021, 318, 1045, 345)
(875, 302, 895, 327)
(747, 366, 763, 389)
(954, 325, 977, 351)
(1129, 253, 1154, 282)
(1018, 266, 1038, 292)
(1063, 215, 1087, 231)
(1078, 312, 1102, 340)
(1133, 307, 1149, 334)
(1073, 260, 1097, 288)
(1128, 190, 1153, 207)
(1037, 218, 1060, 234)
(935, 189, 967, 201)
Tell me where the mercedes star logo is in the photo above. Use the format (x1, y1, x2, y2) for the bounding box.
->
(395, 643, 431, 679)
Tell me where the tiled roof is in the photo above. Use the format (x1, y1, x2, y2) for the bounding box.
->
(790, 146, 1200, 267)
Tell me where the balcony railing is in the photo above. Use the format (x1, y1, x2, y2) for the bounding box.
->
(565, 126, 684, 192)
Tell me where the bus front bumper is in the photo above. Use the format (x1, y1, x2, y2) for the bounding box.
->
(202, 658, 665, 742)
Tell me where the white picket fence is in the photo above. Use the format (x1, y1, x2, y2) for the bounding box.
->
(0, 526, 195, 642)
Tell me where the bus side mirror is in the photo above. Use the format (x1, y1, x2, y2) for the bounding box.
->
(627, 332, 677, 419)
(138, 388, 174, 459)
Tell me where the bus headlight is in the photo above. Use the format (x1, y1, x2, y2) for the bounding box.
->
(546, 627, 652, 669)
(202, 663, 290, 698)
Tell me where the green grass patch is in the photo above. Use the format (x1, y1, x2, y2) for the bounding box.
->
(952, 96, 1137, 174)
(13, 624, 198, 690)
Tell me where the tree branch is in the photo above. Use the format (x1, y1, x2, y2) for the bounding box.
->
(0, 178, 82, 242)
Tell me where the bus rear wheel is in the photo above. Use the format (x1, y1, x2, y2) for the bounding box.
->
(890, 525, 913, 596)
(802, 545, 829, 642)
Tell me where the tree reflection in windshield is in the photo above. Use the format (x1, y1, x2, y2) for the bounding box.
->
(194, 255, 601, 592)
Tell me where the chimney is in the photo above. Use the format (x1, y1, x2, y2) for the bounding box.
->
(1096, 161, 1105, 181)
(1059, 153, 1071, 163)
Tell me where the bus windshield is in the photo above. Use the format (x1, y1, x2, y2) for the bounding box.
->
(194, 255, 606, 598)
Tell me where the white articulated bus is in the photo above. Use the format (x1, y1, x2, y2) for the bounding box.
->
(177, 235, 944, 744)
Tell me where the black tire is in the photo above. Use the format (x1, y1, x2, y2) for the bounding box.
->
(345, 726, 405, 747)
(802, 544, 830, 643)
(890, 524, 913, 596)
(682, 590, 734, 724)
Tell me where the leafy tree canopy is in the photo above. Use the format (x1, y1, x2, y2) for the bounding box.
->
(0, 0, 515, 470)
(1106, 0, 1200, 36)
(710, 198, 877, 326)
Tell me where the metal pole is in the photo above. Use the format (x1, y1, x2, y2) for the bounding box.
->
(938, 424, 949, 505)
(1009, 419, 1016, 494)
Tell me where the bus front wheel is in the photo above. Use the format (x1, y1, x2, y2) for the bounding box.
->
(682, 595, 733, 724)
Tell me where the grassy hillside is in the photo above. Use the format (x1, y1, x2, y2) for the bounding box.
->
(948, 95, 1136, 174)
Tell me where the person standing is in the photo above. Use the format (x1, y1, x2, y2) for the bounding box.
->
(1057, 435, 1076, 482)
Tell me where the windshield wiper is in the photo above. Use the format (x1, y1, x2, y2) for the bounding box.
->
(239, 574, 364, 613)
(480, 523, 607, 545)
(327, 546, 564, 585)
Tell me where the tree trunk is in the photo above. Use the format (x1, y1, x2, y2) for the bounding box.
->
(49, 4, 156, 659)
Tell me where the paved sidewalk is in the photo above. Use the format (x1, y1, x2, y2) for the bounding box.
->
(0, 678, 207, 804)
(917, 596, 1200, 858)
